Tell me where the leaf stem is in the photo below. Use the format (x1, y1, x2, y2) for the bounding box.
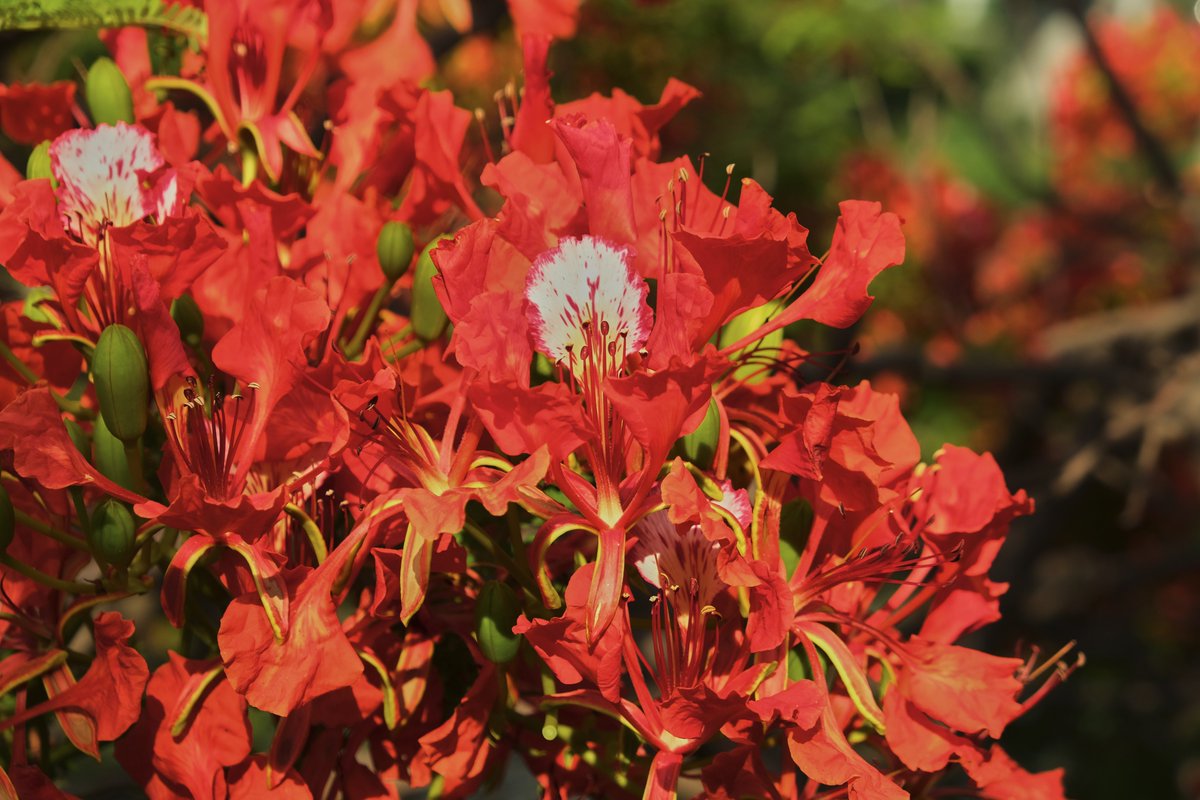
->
(0, 554, 97, 595)
(344, 283, 394, 360)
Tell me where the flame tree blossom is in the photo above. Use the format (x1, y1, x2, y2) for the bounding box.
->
(0, 11, 1075, 800)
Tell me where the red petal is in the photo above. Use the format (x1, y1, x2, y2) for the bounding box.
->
(508, 0, 581, 40)
(217, 501, 388, 715)
(0, 388, 145, 504)
(469, 378, 588, 460)
(899, 636, 1024, 738)
(761, 383, 841, 479)
(229, 754, 313, 799)
(605, 352, 721, 469)
(1, 613, 148, 742)
(792, 199, 904, 328)
(748, 680, 824, 729)
(787, 706, 907, 800)
(510, 36, 557, 163)
(116, 654, 250, 799)
(882, 690, 964, 773)
(551, 115, 637, 245)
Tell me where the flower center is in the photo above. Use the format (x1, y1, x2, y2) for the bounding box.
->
(50, 124, 177, 246)
(231, 28, 270, 120)
(164, 376, 257, 501)
(355, 392, 443, 489)
(525, 236, 652, 378)
(649, 578, 715, 699)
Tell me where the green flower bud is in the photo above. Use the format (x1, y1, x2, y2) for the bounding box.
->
(85, 57, 135, 126)
(92, 324, 149, 445)
(0, 483, 14, 553)
(92, 414, 133, 491)
(718, 300, 784, 384)
(680, 396, 721, 469)
(410, 235, 451, 342)
(26, 140, 52, 181)
(377, 220, 415, 283)
(170, 293, 204, 347)
(475, 580, 522, 664)
(88, 499, 136, 568)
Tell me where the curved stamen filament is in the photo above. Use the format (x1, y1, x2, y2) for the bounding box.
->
(164, 376, 257, 500)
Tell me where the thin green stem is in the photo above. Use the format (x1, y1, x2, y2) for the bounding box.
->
(0, 340, 87, 416)
(462, 520, 534, 593)
(344, 282, 394, 360)
(379, 323, 413, 353)
(0, 554, 96, 595)
(0, 339, 39, 384)
(505, 506, 532, 583)
(383, 337, 425, 364)
(69, 488, 91, 539)
(13, 509, 88, 552)
(463, 520, 520, 575)
(123, 438, 148, 495)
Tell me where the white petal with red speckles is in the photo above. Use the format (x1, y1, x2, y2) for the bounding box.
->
(50, 122, 177, 244)
(524, 236, 652, 367)
(633, 510, 721, 609)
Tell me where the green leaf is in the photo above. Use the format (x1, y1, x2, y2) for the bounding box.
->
(0, 0, 207, 44)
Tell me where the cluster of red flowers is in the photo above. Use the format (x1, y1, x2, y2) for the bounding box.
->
(0, 1, 1075, 798)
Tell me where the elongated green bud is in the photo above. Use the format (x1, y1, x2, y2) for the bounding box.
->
(0, 484, 14, 553)
(86, 57, 134, 126)
(719, 300, 784, 384)
(681, 396, 721, 469)
(92, 324, 149, 445)
(26, 140, 52, 181)
(411, 236, 450, 342)
(377, 220, 415, 283)
(170, 293, 204, 347)
(89, 499, 136, 568)
(92, 414, 133, 491)
(475, 580, 522, 664)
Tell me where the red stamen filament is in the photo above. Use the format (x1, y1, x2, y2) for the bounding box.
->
(165, 376, 256, 501)
(649, 575, 711, 700)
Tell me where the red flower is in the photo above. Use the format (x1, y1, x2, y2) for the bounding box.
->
(0, 613, 148, 752)
(116, 654, 251, 799)
(152, 0, 324, 181)
(0, 125, 223, 341)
